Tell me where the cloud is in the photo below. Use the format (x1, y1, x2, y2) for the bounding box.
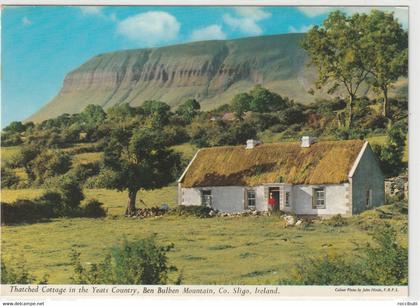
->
(22, 16, 31, 26)
(116, 11, 180, 46)
(297, 7, 408, 29)
(223, 7, 271, 35)
(288, 24, 314, 33)
(79, 6, 103, 16)
(190, 25, 226, 42)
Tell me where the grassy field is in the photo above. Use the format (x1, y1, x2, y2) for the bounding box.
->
(1, 186, 407, 284)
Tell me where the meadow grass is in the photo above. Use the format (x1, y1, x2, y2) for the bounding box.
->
(1, 186, 407, 284)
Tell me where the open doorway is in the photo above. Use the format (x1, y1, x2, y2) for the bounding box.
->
(268, 187, 280, 211)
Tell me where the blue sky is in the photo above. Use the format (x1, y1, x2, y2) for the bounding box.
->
(1, 6, 408, 127)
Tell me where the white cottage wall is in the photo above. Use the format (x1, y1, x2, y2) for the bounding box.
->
(292, 184, 349, 216)
(180, 186, 246, 212)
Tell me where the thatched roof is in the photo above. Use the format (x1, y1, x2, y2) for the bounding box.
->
(180, 140, 365, 188)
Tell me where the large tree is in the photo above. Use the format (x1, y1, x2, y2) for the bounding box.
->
(361, 10, 408, 118)
(301, 11, 371, 127)
(176, 99, 201, 123)
(103, 127, 181, 215)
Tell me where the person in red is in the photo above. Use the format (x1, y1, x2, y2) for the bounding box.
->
(268, 192, 277, 211)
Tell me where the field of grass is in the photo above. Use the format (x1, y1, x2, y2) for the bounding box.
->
(1, 186, 407, 284)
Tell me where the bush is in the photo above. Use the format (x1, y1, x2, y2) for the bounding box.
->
(70, 236, 178, 284)
(171, 205, 214, 218)
(280, 224, 407, 285)
(324, 214, 347, 227)
(83, 199, 107, 218)
(1, 166, 20, 188)
(1, 260, 48, 284)
(46, 175, 85, 210)
(1, 200, 55, 225)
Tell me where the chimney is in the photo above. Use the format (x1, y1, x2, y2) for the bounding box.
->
(301, 136, 316, 148)
(246, 139, 261, 149)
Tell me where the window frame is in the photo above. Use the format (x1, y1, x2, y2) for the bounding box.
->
(366, 189, 373, 208)
(312, 187, 326, 209)
(246, 189, 256, 210)
(201, 189, 212, 207)
(285, 191, 290, 207)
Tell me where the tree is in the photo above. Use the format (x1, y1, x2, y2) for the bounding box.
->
(1, 166, 20, 188)
(79, 104, 107, 128)
(372, 121, 406, 177)
(70, 236, 177, 284)
(102, 127, 181, 215)
(362, 10, 408, 118)
(3, 121, 26, 133)
(141, 100, 171, 128)
(249, 85, 287, 112)
(12, 145, 41, 182)
(31, 150, 72, 183)
(176, 99, 201, 123)
(301, 11, 371, 127)
(231, 93, 251, 120)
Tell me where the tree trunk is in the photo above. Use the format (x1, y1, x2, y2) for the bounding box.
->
(382, 87, 389, 118)
(347, 94, 354, 128)
(125, 189, 137, 216)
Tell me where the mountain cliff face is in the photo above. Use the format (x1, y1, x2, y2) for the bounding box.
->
(27, 33, 406, 122)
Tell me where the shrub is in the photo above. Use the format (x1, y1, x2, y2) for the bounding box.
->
(280, 224, 407, 285)
(1, 260, 48, 284)
(70, 236, 177, 284)
(1, 200, 54, 225)
(47, 175, 84, 210)
(171, 205, 213, 218)
(324, 214, 347, 227)
(1, 166, 20, 188)
(83, 199, 107, 218)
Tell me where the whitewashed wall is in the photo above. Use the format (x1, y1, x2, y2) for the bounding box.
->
(292, 184, 349, 216)
(180, 183, 349, 215)
(181, 186, 245, 212)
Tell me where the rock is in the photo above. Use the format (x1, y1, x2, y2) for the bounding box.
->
(209, 210, 216, 217)
(252, 210, 258, 216)
(160, 204, 170, 211)
(295, 220, 303, 226)
(283, 215, 295, 226)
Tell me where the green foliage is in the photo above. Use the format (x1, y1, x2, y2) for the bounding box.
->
(176, 99, 201, 123)
(231, 93, 252, 120)
(1, 132, 23, 146)
(52, 175, 85, 209)
(1, 260, 47, 284)
(1, 166, 20, 188)
(83, 199, 107, 218)
(324, 214, 347, 227)
(3, 121, 27, 133)
(362, 10, 408, 117)
(79, 104, 107, 128)
(31, 150, 72, 184)
(70, 236, 177, 284)
(372, 122, 406, 177)
(249, 85, 287, 112)
(301, 11, 371, 127)
(103, 127, 181, 215)
(11, 145, 41, 181)
(281, 224, 407, 285)
(1, 200, 55, 224)
(141, 100, 171, 128)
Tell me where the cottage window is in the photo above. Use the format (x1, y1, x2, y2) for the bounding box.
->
(285, 192, 290, 207)
(246, 190, 256, 210)
(366, 189, 372, 207)
(201, 190, 212, 207)
(313, 187, 325, 209)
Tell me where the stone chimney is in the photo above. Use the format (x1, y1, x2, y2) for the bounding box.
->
(301, 136, 316, 148)
(246, 139, 261, 149)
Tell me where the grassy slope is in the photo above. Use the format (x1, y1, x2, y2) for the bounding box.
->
(2, 187, 406, 284)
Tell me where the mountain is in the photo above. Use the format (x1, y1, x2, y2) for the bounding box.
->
(28, 33, 407, 122)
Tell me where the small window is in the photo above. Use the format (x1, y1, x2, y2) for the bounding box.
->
(201, 190, 212, 207)
(366, 189, 372, 207)
(285, 192, 290, 207)
(313, 187, 326, 209)
(246, 190, 256, 209)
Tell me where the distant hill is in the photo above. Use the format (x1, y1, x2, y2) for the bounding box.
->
(28, 33, 407, 122)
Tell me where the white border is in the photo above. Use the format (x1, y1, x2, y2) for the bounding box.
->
(0, 0, 419, 304)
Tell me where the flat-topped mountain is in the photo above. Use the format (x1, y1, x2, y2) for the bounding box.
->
(28, 33, 407, 122)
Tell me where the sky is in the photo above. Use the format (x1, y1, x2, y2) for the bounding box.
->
(0, 6, 408, 127)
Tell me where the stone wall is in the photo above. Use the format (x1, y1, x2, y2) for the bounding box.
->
(385, 175, 408, 200)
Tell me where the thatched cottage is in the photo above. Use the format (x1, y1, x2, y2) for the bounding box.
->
(177, 137, 385, 216)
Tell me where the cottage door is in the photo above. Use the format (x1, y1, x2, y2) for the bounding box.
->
(268, 187, 280, 211)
